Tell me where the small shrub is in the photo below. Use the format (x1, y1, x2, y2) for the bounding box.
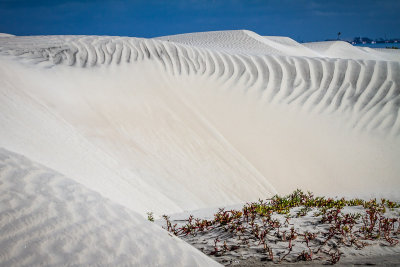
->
(160, 190, 400, 265)
(147, 212, 154, 222)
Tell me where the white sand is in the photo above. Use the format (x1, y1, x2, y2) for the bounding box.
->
(0, 30, 399, 265)
(159, 204, 400, 265)
(303, 40, 400, 61)
(0, 148, 219, 266)
(0, 33, 15, 37)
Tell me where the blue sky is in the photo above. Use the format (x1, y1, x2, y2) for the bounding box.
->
(1, 0, 399, 41)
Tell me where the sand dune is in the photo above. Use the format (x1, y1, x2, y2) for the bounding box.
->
(303, 40, 400, 61)
(156, 30, 319, 57)
(0, 30, 399, 206)
(0, 33, 15, 37)
(0, 30, 399, 265)
(0, 148, 219, 266)
(1, 33, 399, 135)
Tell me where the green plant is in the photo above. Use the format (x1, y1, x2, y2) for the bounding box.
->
(147, 212, 154, 222)
(160, 190, 400, 265)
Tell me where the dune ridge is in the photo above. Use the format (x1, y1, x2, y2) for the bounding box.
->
(1, 32, 399, 136)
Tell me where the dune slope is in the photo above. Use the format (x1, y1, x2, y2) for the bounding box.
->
(0, 30, 399, 212)
(0, 147, 219, 266)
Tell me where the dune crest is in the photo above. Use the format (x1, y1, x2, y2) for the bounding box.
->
(0, 33, 15, 37)
(1, 32, 399, 135)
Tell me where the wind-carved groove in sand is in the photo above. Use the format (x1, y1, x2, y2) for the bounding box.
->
(298, 58, 321, 109)
(275, 56, 296, 104)
(0, 35, 399, 136)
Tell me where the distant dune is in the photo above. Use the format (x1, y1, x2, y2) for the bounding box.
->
(0, 30, 399, 265)
(0, 33, 15, 37)
(303, 40, 400, 60)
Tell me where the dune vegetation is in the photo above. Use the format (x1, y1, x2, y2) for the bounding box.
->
(159, 190, 400, 265)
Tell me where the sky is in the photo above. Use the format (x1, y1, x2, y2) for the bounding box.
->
(0, 0, 399, 42)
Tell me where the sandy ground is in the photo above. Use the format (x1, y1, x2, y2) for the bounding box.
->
(0, 30, 399, 265)
(233, 254, 400, 266)
(158, 203, 400, 266)
(0, 148, 219, 266)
